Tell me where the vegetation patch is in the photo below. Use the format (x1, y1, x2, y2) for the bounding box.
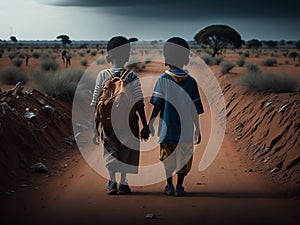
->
(0, 67, 28, 85)
(33, 68, 84, 99)
(236, 71, 299, 93)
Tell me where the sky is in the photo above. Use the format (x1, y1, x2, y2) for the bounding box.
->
(0, 0, 299, 41)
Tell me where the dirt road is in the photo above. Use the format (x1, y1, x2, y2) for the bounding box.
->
(1, 98, 299, 225)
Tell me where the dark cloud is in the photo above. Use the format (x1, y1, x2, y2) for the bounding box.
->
(43, 0, 300, 19)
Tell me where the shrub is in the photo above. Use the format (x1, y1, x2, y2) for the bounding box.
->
(236, 72, 299, 93)
(12, 58, 23, 67)
(236, 56, 245, 67)
(246, 62, 260, 73)
(95, 57, 106, 65)
(220, 61, 235, 74)
(41, 59, 59, 71)
(0, 67, 27, 85)
(78, 51, 85, 57)
(243, 51, 250, 57)
(33, 69, 84, 99)
(200, 53, 215, 65)
(90, 50, 97, 56)
(32, 51, 40, 59)
(8, 51, 17, 60)
(262, 58, 277, 66)
(80, 58, 88, 66)
(214, 56, 223, 65)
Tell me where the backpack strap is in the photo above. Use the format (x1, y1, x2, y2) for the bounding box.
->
(120, 69, 130, 79)
(106, 69, 130, 80)
(106, 69, 114, 79)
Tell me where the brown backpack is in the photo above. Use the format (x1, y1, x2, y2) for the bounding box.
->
(95, 69, 134, 132)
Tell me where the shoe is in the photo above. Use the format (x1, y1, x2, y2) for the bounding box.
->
(118, 183, 131, 195)
(164, 184, 175, 196)
(107, 181, 118, 195)
(175, 185, 185, 197)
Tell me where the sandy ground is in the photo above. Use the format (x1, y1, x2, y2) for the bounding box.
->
(0, 47, 300, 225)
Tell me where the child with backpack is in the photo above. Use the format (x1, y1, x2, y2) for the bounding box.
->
(91, 36, 150, 195)
(148, 37, 204, 196)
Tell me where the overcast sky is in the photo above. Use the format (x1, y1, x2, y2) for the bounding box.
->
(0, 0, 299, 41)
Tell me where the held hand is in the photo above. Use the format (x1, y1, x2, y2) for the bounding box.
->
(140, 125, 150, 141)
(194, 129, 201, 145)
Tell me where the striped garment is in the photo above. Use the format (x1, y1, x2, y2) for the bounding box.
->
(91, 67, 144, 108)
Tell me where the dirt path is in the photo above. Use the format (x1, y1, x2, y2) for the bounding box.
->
(1, 94, 300, 225)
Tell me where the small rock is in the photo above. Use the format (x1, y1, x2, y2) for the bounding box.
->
(265, 101, 273, 107)
(21, 184, 29, 188)
(278, 103, 289, 113)
(245, 169, 253, 173)
(196, 182, 202, 185)
(64, 163, 68, 168)
(30, 162, 48, 173)
(270, 167, 280, 173)
(145, 213, 157, 219)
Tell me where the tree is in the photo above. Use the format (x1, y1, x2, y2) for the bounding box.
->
(246, 39, 262, 49)
(129, 37, 138, 42)
(296, 40, 300, 50)
(194, 25, 242, 57)
(10, 36, 18, 48)
(57, 34, 72, 48)
(289, 51, 298, 61)
(265, 40, 278, 48)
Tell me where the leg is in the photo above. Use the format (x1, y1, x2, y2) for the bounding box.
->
(107, 169, 118, 195)
(160, 144, 177, 196)
(177, 173, 185, 187)
(120, 172, 127, 185)
(118, 172, 131, 194)
(109, 170, 117, 183)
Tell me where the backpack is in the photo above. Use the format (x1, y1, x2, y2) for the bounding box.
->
(95, 69, 135, 134)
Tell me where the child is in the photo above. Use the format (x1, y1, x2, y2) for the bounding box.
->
(149, 37, 204, 196)
(91, 36, 150, 195)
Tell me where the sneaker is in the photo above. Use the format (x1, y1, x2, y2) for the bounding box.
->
(164, 184, 175, 196)
(107, 181, 118, 195)
(175, 185, 185, 197)
(118, 183, 131, 195)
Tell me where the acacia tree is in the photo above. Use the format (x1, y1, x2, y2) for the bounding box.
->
(246, 39, 262, 49)
(57, 34, 72, 48)
(194, 25, 242, 57)
(129, 37, 138, 42)
(10, 36, 18, 49)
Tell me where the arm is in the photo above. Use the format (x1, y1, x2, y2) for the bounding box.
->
(148, 104, 161, 136)
(193, 112, 201, 145)
(191, 80, 204, 145)
(137, 105, 150, 141)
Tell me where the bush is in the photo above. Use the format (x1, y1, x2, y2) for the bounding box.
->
(262, 58, 277, 66)
(95, 57, 106, 65)
(12, 58, 23, 67)
(78, 51, 85, 57)
(90, 50, 97, 56)
(200, 53, 215, 65)
(80, 58, 88, 66)
(32, 51, 40, 59)
(220, 61, 235, 74)
(236, 56, 245, 67)
(33, 69, 84, 99)
(214, 56, 223, 65)
(0, 67, 27, 85)
(246, 62, 260, 73)
(8, 51, 17, 60)
(236, 72, 299, 93)
(41, 59, 59, 71)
